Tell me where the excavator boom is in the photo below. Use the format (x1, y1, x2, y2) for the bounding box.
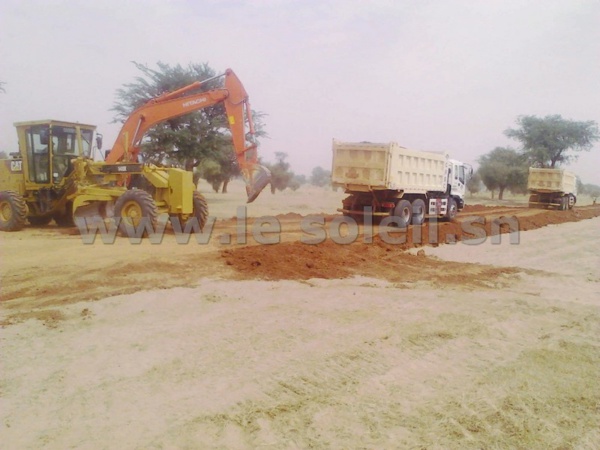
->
(106, 69, 270, 202)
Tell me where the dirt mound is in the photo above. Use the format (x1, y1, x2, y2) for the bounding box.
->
(222, 206, 600, 285)
(221, 238, 521, 288)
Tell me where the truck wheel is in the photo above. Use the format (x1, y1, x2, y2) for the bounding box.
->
(411, 199, 426, 225)
(447, 198, 458, 221)
(114, 189, 158, 237)
(528, 194, 539, 209)
(559, 197, 568, 211)
(568, 194, 576, 209)
(393, 199, 412, 227)
(28, 216, 53, 226)
(0, 191, 27, 232)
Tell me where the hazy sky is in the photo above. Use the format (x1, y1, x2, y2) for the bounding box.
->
(1, 0, 599, 184)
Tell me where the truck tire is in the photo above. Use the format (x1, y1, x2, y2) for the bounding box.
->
(559, 196, 568, 211)
(447, 198, 458, 221)
(568, 194, 576, 209)
(114, 189, 158, 237)
(411, 199, 426, 225)
(393, 199, 412, 227)
(528, 194, 539, 209)
(0, 191, 27, 232)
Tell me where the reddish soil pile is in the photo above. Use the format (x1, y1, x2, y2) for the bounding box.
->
(221, 237, 520, 288)
(222, 206, 600, 283)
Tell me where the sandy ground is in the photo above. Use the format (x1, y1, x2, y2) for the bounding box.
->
(1, 183, 600, 449)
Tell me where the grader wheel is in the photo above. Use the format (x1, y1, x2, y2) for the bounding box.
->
(0, 191, 27, 232)
(191, 191, 209, 230)
(114, 189, 158, 237)
(171, 191, 209, 231)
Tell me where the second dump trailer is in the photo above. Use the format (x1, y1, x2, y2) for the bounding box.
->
(527, 168, 577, 210)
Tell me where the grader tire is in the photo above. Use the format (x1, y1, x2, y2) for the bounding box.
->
(114, 189, 158, 237)
(172, 191, 209, 231)
(0, 191, 27, 232)
(191, 191, 209, 231)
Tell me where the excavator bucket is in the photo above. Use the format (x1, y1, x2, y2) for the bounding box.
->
(245, 164, 272, 203)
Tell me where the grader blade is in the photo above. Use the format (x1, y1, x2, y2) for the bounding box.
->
(245, 164, 271, 203)
(72, 201, 114, 227)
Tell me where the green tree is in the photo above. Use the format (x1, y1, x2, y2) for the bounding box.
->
(576, 178, 585, 195)
(112, 62, 264, 172)
(309, 166, 331, 187)
(583, 184, 600, 203)
(264, 152, 295, 193)
(289, 173, 306, 191)
(478, 147, 528, 200)
(196, 144, 240, 193)
(466, 171, 482, 195)
(505, 115, 599, 168)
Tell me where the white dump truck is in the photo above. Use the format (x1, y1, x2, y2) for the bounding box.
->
(332, 140, 472, 226)
(527, 168, 577, 210)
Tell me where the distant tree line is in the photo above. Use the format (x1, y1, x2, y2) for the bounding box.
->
(261, 152, 331, 194)
(110, 64, 599, 199)
(472, 115, 599, 199)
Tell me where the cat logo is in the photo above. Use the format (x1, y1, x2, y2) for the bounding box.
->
(10, 160, 23, 172)
(346, 168, 359, 179)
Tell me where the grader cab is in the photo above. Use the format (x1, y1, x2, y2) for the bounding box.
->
(0, 120, 101, 229)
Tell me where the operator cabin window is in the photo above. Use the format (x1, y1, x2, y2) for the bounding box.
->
(52, 126, 79, 182)
(26, 126, 50, 183)
(52, 127, 78, 155)
(81, 130, 93, 158)
(458, 165, 465, 184)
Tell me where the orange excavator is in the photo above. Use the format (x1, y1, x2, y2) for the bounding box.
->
(106, 68, 270, 203)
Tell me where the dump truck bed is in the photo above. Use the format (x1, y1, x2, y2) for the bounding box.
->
(527, 168, 577, 195)
(331, 140, 448, 193)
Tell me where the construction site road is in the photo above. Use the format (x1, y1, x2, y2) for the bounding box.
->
(1, 201, 599, 318)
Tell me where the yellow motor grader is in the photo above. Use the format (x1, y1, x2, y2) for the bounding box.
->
(0, 69, 270, 233)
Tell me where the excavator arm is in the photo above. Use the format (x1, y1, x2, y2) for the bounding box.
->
(106, 69, 270, 202)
